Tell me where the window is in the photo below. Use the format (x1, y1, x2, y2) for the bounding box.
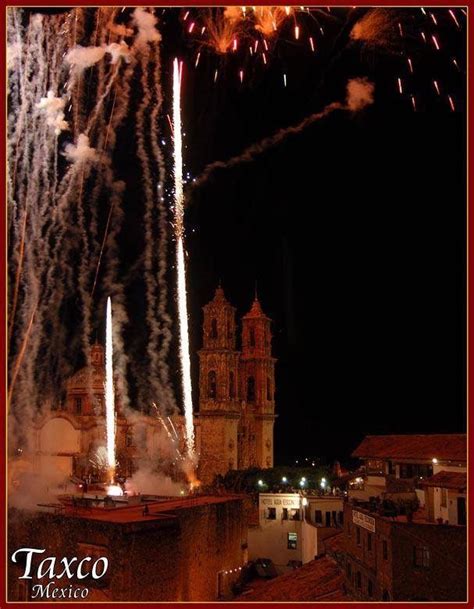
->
(356, 527, 361, 546)
(266, 507, 276, 520)
(250, 328, 256, 347)
(338, 511, 344, 525)
(346, 562, 352, 579)
(332, 511, 337, 526)
(368, 579, 373, 597)
(282, 508, 289, 520)
(229, 371, 235, 399)
(289, 509, 300, 521)
(315, 510, 323, 525)
(325, 511, 331, 527)
(413, 546, 430, 568)
(247, 376, 255, 402)
(75, 398, 82, 414)
(367, 532, 373, 552)
(287, 532, 297, 550)
(267, 377, 272, 401)
(440, 487, 447, 508)
(382, 540, 388, 560)
(211, 318, 218, 339)
(356, 572, 362, 589)
(400, 464, 414, 479)
(208, 371, 217, 399)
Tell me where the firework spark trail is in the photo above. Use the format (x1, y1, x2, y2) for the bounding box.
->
(105, 296, 116, 482)
(191, 78, 375, 191)
(132, 8, 176, 413)
(7, 8, 135, 422)
(173, 58, 196, 465)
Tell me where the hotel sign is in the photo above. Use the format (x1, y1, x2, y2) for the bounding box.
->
(353, 510, 376, 533)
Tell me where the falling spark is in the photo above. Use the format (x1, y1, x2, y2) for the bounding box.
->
(433, 79, 440, 95)
(397, 77, 403, 94)
(452, 57, 460, 71)
(407, 57, 413, 73)
(262, 52, 267, 64)
(188, 22, 195, 34)
(294, 25, 300, 40)
(431, 34, 440, 50)
(411, 95, 416, 111)
(239, 69, 244, 83)
(309, 36, 315, 52)
(449, 9, 460, 28)
(429, 12, 438, 26)
(233, 37, 238, 51)
(195, 51, 201, 67)
(398, 22, 403, 37)
(183, 10, 190, 21)
(214, 68, 218, 82)
(421, 31, 427, 43)
(420, 7, 427, 15)
(283, 73, 287, 87)
(448, 95, 455, 111)
(172, 58, 195, 463)
(105, 296, 116, 484)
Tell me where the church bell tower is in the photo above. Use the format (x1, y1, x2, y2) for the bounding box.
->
(239, 295, 276, 469)
(196, 286, 241, 485)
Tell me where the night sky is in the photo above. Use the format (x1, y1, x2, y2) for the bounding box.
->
(27, 7, 467, 464)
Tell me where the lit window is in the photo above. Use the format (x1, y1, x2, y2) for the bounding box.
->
(266, 507, 276, 520)
(211, 318, 218, 339)
(267, 377, 272, 401)
(250, 328, 256, 347)
(287, 532, 297, 550)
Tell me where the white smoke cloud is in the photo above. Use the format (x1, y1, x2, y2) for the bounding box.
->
(346, 77, 375, 111)
(7, 42, 20, 71)
(132, 8, 161, 45)
(105, 41, 131, 64)
(36, 91, 69, 135)
(63, 133, 98, 164)
(107, 22, 134, 38)
(65, 45, 106, 72)
(125, 467, 182, 497)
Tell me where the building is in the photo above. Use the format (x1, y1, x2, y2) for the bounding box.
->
(14, 342, 182, 484)
(333, 500, 467, 602)
(349, 433, 466, 507)
(8, 495, 248, 602)
(248, 493, 317, 573)
(327, 434, 467, 602)
(195, 286, 277, 485)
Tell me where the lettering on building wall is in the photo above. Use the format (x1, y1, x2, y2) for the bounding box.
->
(353, 511, 376, 532)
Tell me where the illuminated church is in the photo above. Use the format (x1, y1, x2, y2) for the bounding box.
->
(195, 286, 277, 485)
(23, 287, 276, 487)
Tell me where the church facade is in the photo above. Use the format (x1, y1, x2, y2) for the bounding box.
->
(195, 286, 277, 485)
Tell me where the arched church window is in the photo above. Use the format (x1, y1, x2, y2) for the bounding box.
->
(250, 328, 255, 347)
(211, 318, 218, 339)
(229, 371, 235, 399)
(267, 377, 272, 401)
(208, 371, 217, 399)
(247, 376, 255, 402)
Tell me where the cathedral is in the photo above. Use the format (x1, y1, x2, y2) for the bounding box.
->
(15, 287, 276, 488)
(195, 286, 277, 485)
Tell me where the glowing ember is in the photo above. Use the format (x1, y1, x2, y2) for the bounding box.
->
(107, 485, 123, 497)
(173, 58, 196, 464)
(105, 297, 116, 484)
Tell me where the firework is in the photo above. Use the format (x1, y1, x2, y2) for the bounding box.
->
(105, 297, 116, 484)
(173, 58, 196, 465)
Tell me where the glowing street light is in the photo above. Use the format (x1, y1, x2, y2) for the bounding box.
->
(282, 476, 288, 483)
(258, 479, 264, 487)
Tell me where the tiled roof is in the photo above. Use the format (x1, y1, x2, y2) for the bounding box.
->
(420, 470, 467, 491)
(352, 434, 466, 462)
(237, 556, 348, 602)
